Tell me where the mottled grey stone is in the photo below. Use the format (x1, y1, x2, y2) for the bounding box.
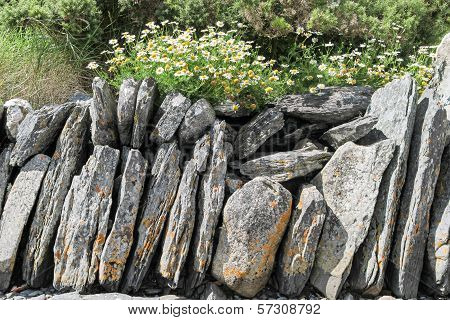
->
(0, 154, 51, 291)
(349, 75, 418, 296)
(240, 149, 332, 182)
(212, 177, 292, 298)
(10, 103, 74, 167)
(131, 78, 157, 149)
(99, 150, 148, 291)
(225, 173, 245, 195)
(235, 108, 284, 159)
(224, 123, 238, 143)
(187, 121, 227, 292)
(90, 77, 118, 147)
(122, 142, 181, 293)
(388, 76, 448, 298)
(294, 138, 325, 151)
(0, 145, 13, 214)
(422, 146, 450, 296)
(159, 136, 210, 288)
(150, 93, 191, 144)
(320, 115, 378, 149)
(434, 34, 450, 146)
(23, 106, 90, 288)
(53, 146, 120, 292)
(277, 123, 329, 148)
(276, 86, 373, 124)
(179, 99, 216, 144)
(201, 283, 227, 300)
(3, 99, 32, 141)
(213, 100, 253, 117)
(117, 78, 140, 146)
(275, 184, 326, 297)
(310, 140, 395, 299)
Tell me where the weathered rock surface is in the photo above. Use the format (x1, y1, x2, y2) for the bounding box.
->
(90, 77, 118, 147)
(201, 283, 227, 300)
(275, 122, 329, 148)
(3, 99, 32, 141)
(213, 100, 253, 117)
(235, 107, 284, 159)
(187, 121, 227, 292)
(294, 138, 325, 151)
(122, 142, 181, 293)
(117, 78, 140, 146)
(320, 115, 378, 149)
(276, 86, 373, 124)
(310, 140, 395, 299)
(275, 184, 326, 297)
(99, 150, 147, 291)
(225, 173, 245, 195)
(150, 93, 191, 144)
(53, 146, 120, 292)
(179, 99, 216, 144)
(422, 146, 450, 296)
(349, 75, 418, 296)
(23, 106, 90, 288)
(0, 154, 51, 291)
(388, 80, 448, 299)
(9, 103, 74, 167)
(131, 78, 157, 149)
(240, 149, 332, 182)
(211, 177, 292, 298)
(0, 145, 13, 214)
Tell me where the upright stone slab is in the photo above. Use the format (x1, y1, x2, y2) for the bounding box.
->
(275, 184, 327, 297)
(387, 81, 448, 299)
(122, 142, 181, 293)
(434, 33, 450, 145)
(310, 140, 395, 299)
(117, 78, 140, 146)
(211, 177, 292, 298)
(99, 150, 148, 292)
(178, 99, 216, 144)
(53, 146, 120, 292)
(3, 99, 32, 141)
(234, 107, 284, 159)
(131, 78, 157, 149)
(187, 121, 227, 293)
(10, 103, 74, 167)
(150, 93, 191, 144)
(349, 75, 418, 296)
(90, 77, 118, 147)
(0, 154, 51, 291)
(276, 86, 373, 124)
(23, 106, 90, 288)
(0, 145, 13, 214)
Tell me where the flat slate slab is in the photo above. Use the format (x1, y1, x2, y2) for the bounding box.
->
(131, 78, 157, 149)
(117, 78, 140, 146)
(0, 145, 13, 215)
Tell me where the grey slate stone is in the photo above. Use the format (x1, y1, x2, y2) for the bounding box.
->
(349, 75, 418, 296)
(122, 141, 181, 293)
(275, 184, 327, 297)
(240, 149, 332, 182)
(22, 105, 90, 288)
(53, 146, 120, 292)
(278, 122, 329, 148)
(187, 121, 227, 293)
(201, 283, 227, 300)
(131, 78, 157, 149)
(320, 115, 378, 149)
(310, 140, 395, 299)
(213, 100, 253, 117)
(10, 103, 74, 167)
(0, 145, 13, 215)
(117, 78, 140, 146)
(276, 86, 373, 124)
(387, 79, 448, 299)
(0, 154, 51, 291)
(211, 177, 292, 298)
(99, 149, 148, 291)
(235, 107, 284, 159)
(3, 99, 32, 141)
(150, 93, 191, 144)
(179, 99, 216, 144)
(90, 77, 118, 147)
(225, 173, 246, 195)
(294, 138, 326, 151)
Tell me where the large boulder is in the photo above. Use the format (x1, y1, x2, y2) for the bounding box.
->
(240, 149, 332, 182)
(234, 107, 284, 159)
(211, 177, 292, 298)
(122, 142, 181, 293)
(349, 75, 418, 296)
(310, 140, 395, 299)
(9, 103, 74, 167)
(3, 99, 33, 141)
(117, 78, 140, 146)
(53, 146, 120, 292)
(0, 154, 51, 291)
(99, 149, 148, 291)
(276, 86, 373, 124)
(22, 106, 90, 288)
(0, 145, 13, 215)
(131, 78, 157, 149)
(275, 184, 327, 297)
(178, 99, 216, 144)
